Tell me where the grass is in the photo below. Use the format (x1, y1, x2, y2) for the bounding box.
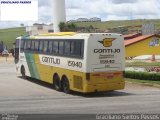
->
(1, 19, 160, 49)
(75, 19, 160, 29)
(0, 27, 27, 49)
(125, 78, 160, 86)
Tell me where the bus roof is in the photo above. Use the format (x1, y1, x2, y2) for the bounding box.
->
(17, 32, 122, 40)
(38, 32, 76, 36)
(37, 32, 122, 37)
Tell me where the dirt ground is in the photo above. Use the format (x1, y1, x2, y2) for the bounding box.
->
(0, 55, 14, 63)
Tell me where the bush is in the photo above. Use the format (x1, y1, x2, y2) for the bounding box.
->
(125, 71, 160, 81)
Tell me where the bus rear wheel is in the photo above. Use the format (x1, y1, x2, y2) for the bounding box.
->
(21, 66, 26, 79)
(62, 77, 70, 94)
(53, 74, 61, 91)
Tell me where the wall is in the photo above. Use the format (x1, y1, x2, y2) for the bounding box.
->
(125, 36, 160, 58)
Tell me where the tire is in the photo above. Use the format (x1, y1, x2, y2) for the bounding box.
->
(21, 66, 26, 79)
(62, 77, 70, 94)
(53, 75, 61, 91)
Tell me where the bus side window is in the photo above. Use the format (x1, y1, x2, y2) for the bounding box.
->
(15, 39, 20, 49)
(27, 40, 31, 50)
(64, 41, 70, 56)
(53, 41, 59, 54)
(59, 41, 64, 55)
(43, 41, 48, 53)
(20, 40, 24, 52)
(15, 39, 20, 63)
(39, 41, 43, 52)
(80, 41, 84, 57)
(34, 41, 39, 52)
(48, 41, 53, 53)
(24, 40, 27, 50)
(71, 41, 81, 57)
(31, 40, 35, 51)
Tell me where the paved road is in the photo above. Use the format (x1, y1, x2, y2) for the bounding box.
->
(0, 62, 160, 118)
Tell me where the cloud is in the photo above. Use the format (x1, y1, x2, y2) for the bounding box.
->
(66, 0, 81, 9)
(38, 0, 52, 7)
(66, 0, 160, 21)
(107, 15, 129, 20)
(1, 0, 160, 28)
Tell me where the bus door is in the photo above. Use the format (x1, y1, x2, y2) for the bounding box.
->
(15, 39, 20, 64)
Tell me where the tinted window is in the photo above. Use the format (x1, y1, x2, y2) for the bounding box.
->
(21, 39, 84, 59)
(31, 41, 35, 50)
(24, 40, 27, 50)
(53, 41, 59, 54)
(39, 41, 43, 52)
(59, 41, 64, 55)
(27, 40, 31, 50)
(34, 41, 39, 51)
(15, 39, 20, 48)
(71, 41, 82, 57)
(48, 41, 53, 53)
(64, 41, 70, 55)
(20, 40, 24, 51)
(43, 41, 48, 52)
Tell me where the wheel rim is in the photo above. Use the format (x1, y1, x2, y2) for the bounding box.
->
(54, 75, 60, 91)
(63, 79, 70, 93)
(55, 79, 59, 90)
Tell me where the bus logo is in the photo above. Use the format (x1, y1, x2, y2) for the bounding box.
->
(99, 38, 116, 47)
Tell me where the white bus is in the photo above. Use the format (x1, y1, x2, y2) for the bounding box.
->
(15, 32, 125, 93)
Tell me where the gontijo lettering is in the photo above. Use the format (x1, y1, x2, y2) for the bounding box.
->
(94, 49, 120, 53)
(42, 56, 60, 65)
(1, 1, 31, 4)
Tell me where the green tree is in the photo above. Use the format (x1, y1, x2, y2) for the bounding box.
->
(68, 23, 77, 32)
(59, 22, 77, 32)
(59, 22, 67, 32)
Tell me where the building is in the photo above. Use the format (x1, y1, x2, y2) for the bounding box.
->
(26, 23, 53, 35)
(76, 18, 89, 22)
(124, 33, 160, 59)
(89, 17, 101, 22)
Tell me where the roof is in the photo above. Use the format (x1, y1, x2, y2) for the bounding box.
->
(124, 34, 154, 46)
(124, 33, 141, 40)
(124, 33, 138, 38)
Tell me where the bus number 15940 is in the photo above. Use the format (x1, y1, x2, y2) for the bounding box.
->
(68, 61, 82, 68)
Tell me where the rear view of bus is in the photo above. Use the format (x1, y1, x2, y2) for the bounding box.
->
(84, 33, 125, 92)
(14, 32, 125, 93)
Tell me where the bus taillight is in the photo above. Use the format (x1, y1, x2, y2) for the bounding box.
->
(92, 74, 100, 77)
(86, 73, 90, 81)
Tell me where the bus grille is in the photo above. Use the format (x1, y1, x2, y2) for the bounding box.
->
(73, 76, 83, 90)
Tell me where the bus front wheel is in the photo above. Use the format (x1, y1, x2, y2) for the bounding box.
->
(21, 66, 26, 79)
(62, 77, 70, 94)
(53, 74, 61, 91)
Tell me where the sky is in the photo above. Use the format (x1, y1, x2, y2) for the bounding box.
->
(0, 0, 160, 28)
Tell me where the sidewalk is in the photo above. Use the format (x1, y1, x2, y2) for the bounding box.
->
(0, 55, 14, 63)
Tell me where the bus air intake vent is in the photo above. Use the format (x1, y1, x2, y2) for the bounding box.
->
(73, 76, 83, 90)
